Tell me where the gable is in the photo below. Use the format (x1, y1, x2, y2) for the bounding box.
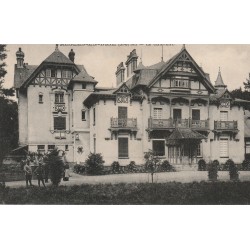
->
(148, 48, 215, 93)
(113, 83, 131, 95)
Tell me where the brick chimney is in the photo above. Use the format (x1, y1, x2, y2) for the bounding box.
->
(115, 62, 125, 86)
(125, 49, 138, 78)
(16, 48, 25, 68)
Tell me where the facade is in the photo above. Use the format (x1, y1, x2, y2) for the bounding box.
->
(14, 45, 249, 169)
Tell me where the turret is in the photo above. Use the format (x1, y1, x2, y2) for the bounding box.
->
(215, 67, 227, 91)
(68, 49, 75, 63)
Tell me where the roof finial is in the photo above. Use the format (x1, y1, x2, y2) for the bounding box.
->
(182, 44, 186, 50)
(219, 66, 221, 72)
(55, 44, 59, 51)
(161, 45, 164, 62)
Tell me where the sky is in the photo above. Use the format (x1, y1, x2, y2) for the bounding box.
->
(3, 44, 250, 91)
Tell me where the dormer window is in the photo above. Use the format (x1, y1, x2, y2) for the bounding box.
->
(55, 92, 64, 104)
(62, 70, 67, 78)
(171, 78, 189, 88)
(67, 71, 72, 79)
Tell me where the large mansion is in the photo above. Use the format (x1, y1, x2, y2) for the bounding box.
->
(14, 45, 250, 169)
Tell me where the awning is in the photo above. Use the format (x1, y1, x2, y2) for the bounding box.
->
(166, 128, 207, 146)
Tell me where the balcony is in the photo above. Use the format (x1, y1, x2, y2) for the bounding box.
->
(148, 118, 209, 130)
(110, 118, 137, 129)
(214, 121, 238, 131)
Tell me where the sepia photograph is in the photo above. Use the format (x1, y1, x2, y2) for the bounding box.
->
(1, 44, 250, 204)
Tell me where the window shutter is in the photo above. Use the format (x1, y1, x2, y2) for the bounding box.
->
(118, 138, 128, 158)
(220, 139, 229, 157)
(118, 107, 127, 119)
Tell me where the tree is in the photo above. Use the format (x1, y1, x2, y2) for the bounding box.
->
(44, 149, 64, 186)
(85, 153, 104, 175)
(0, 45, 18, 167)
(144, 150, 161, 183)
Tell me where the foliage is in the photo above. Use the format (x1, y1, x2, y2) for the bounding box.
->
(111, 161, 123, 173)
(4, 182, 250, 204)
(127, 161, 137, 172)
(198, 159, 207, 171)
(73, 164, 86, 174)
(160, 160, 175, 172)
(225, 159, 239, 181)
(242, 160, 250, 171)
(208, 160, 219, 181)
(85, 153, 104, 175)
(0, 44, 7, 87)
(144, 150, 161, 183)
(44, 149, 64, 186)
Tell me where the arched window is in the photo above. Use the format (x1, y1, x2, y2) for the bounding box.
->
(39, 93, 43, 103)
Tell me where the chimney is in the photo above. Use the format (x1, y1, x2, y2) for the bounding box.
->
(115, 62, 125, 86)
(125, 49, 138, 78)
(16, 47, 25, 68)
(68, 49, 75, 62)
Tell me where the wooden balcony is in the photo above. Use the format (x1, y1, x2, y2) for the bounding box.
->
(214, 121, 238, 131)
(110, 118, 137, 129)
(148, 118, 209, 130)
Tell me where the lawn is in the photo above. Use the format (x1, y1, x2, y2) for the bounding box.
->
(1, 181, 250, 205)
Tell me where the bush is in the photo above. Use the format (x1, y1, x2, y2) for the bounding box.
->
(111, 161, 124, 174)
(73, 164, 86, 174)
(208, 160, 219, 181)
(127, 161, 136, 173)
(44, 149, 64, 186)
(160, 160, 175, 172)
(85, 153, 104, 175)
(242, 160, 250, 171)
(198, 159, 207, 171)
(226, 159, 239, 181)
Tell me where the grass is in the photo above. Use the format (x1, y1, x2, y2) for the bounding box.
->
(1, 181, 250, 204)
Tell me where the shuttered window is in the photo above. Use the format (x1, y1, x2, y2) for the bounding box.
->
(54, 117, 66, 130)
(118, 138, 128, 158)
(118, 107, 127, 119)
(153, 108, 163, 119)
(220, 111, 228, 121)
(220, 138, 229, 158)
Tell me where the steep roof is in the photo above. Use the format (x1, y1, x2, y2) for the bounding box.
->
(71, 69, 98, 84)
(14, 65, 38, 88)
(43, 48, 74, 65)
(215, 69, 225, 86)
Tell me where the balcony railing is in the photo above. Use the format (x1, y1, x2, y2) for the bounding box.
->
(214, 121, 238, 130)
(110, 118, 137, 129)
(148, 118, 209, 130)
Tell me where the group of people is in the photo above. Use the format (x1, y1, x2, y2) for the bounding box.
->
(23, 153, 71, 188)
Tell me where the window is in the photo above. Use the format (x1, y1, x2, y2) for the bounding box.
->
(65, 145, 69, 151)
(196, 142, 202, 157)
(51, 69, 56, 77)
(48, 145, 55, 152)
(173, 109, 182, 120)
(220, 111, 228, 121)
(62, 70, 67, 78)
(192, 109, 200, 120)
(153, 108, 163, 119)
(55, 93, 64, 103)
(46, 69, 51, 77)
(172, 78, 189, 88)
(37, 145, 45, 153)
(152, 140, 165, 156)
(82, 83, 86, 89)
(39, 93, 43, 103)
(118, 138, 129, 158)
(67, 71, 72, 78)
(82, 110, 86, 121)
(54, 117, 66, 130)
(93, 108, 96, 126)
(220, 138, 229, 158)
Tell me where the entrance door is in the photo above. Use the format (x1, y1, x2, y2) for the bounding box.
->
(173, 109, 182, 120)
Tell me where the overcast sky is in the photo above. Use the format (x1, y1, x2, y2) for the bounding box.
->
(3, 44, 250, 90)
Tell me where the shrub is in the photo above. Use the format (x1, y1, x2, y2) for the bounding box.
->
(242, 160, 250, 171)
(160, 160, 175, 172)
(85, 153, 104, 175)
(226, 159, 239, 181)
(111, 161, 122, 173)
(44, 149, 64, 186)
(208, 160, 219, 181)
(73, 164, 86, 174)
(127, 161, 136, 173)
(198, 159, 207, 171)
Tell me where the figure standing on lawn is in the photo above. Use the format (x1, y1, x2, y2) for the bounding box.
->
(24, 160, 33, 187)
(34, 162, 46, 187)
